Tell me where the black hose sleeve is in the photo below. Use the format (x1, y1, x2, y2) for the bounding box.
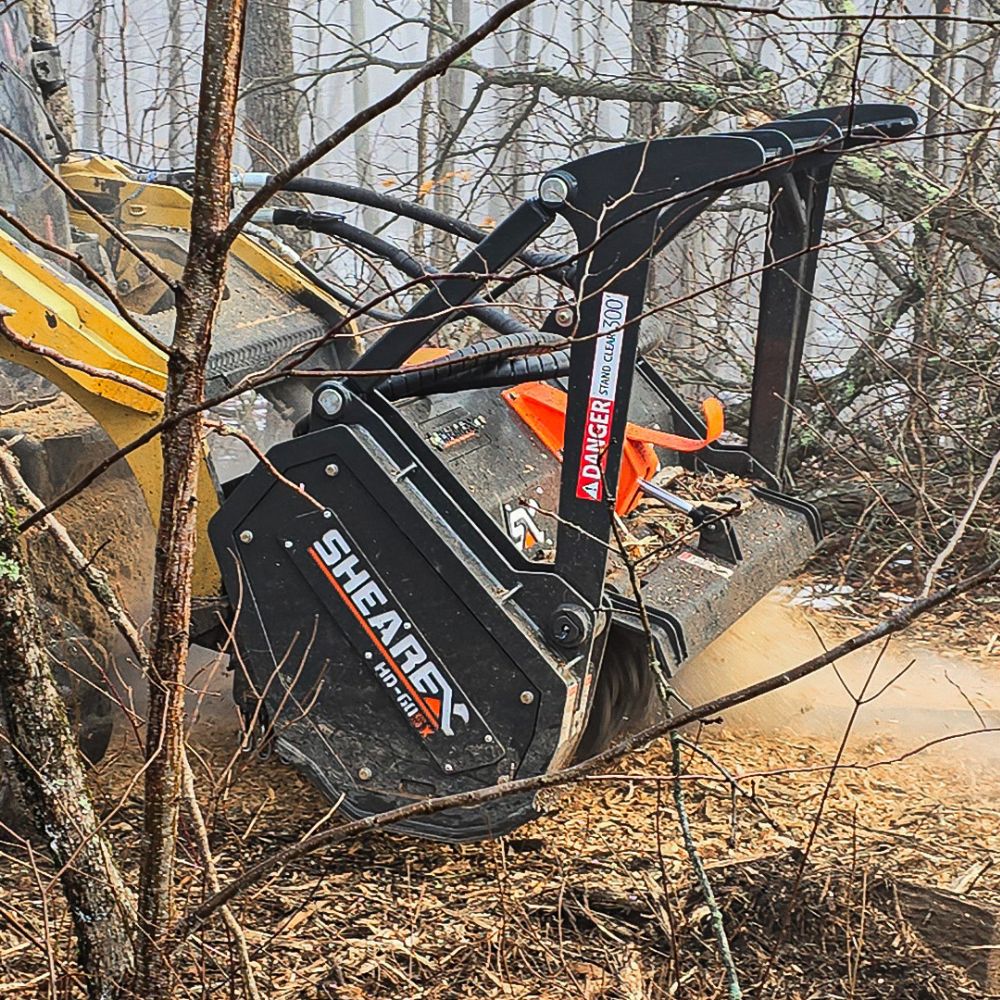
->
(379, 332, 569, 401)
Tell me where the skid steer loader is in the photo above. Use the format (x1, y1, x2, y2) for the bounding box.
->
(0, 3, 918, 840)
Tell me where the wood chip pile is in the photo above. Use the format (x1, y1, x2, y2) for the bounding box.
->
(614, 466, 751, 571)
(2, 721, 996, 998)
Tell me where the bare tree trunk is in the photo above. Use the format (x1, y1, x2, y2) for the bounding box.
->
(413, 0, 444, 262)
(24, 0, 78, 147)
(81, 0, 105, 150)
(167, 0, 185, 170)
(628, 0, 668, 137)
(923, 0, 953, 174)
(0, 475, 134, 999)
(507, 5, 533, 205)
(348, 0, 377, 231)
(431, 0, 469, 264)
(134, 0, 247, 994)
(242, 0, 301, 170)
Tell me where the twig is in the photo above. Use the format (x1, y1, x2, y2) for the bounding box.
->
(671, 731, 742, 998)
(921, 445, 1000, 595)
(0, 312, 165, 402)
(180, 753, 262, 1000)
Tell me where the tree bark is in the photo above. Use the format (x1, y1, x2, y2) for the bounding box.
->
(348, 0, 377, 231)
(628, 0, 668, 137)
(0, 475, 134, 999)
(134, 0, 247, 994)
(242, 0, 301, 170)
(167, 0, 186, 170)
(24, 0, 78, 147)
(81, 0, 105, 150)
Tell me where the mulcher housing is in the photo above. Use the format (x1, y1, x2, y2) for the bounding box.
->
(209, 105, 918, 841)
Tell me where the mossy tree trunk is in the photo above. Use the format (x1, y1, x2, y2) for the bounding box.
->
(0, 480, 134, 999)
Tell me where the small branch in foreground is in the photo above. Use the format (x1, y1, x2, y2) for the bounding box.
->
(922, 445, 1000, 596)
(173, 558, 1000, 940)
(671, 732, 742, 999)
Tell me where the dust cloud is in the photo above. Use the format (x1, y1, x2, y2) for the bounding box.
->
(672, 592, 1000, 773)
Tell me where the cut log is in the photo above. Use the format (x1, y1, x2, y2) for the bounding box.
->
(896, 880, 999, 991)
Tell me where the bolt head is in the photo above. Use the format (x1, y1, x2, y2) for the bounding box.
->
(316, 386, 345, 418)
(539, 174, 571, 206)
(554, 306, 574, 328)
(484, 734, 494, 744)
(283, 539, 293, 549)
(444, 763, 454, 773)
(325, 463, 339, 477)
(520, 690, 535, 705)
(239, 530, 253, 544)
(358, 766, 372, 781)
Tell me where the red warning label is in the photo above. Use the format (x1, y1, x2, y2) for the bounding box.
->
(576, 292, 628, 502)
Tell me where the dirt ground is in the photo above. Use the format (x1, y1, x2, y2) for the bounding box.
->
(1, 595, 998, 999)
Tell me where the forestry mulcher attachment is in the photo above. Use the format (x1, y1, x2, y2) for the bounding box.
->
(0, 8, 917, 840)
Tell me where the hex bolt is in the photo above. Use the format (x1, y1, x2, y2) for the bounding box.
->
(316, 386, 345, 418)
(554, 306, 574, 328)
(538, 173, 571, 206)
(325, 463, 339, 477)
(239, 530, 253, 544)
(520, 690, 535, 705)
(358, 766, 373, 781)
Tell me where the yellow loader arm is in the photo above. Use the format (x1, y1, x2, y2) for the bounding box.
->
(0, 156, 355, 598)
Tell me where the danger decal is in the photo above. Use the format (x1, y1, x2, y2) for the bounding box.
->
(309, 529, 470, 739)
(576, 292, 628, 502)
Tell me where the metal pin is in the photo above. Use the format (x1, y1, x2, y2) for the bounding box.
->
(638, 479, 695, 515)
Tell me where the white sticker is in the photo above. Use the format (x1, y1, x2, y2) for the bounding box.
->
(576, 292, 629, 502)
(678, 549, 734, 579)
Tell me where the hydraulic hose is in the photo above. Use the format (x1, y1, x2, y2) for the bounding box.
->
(238, 173, 574, 285)
(271, 208, 532, 340)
